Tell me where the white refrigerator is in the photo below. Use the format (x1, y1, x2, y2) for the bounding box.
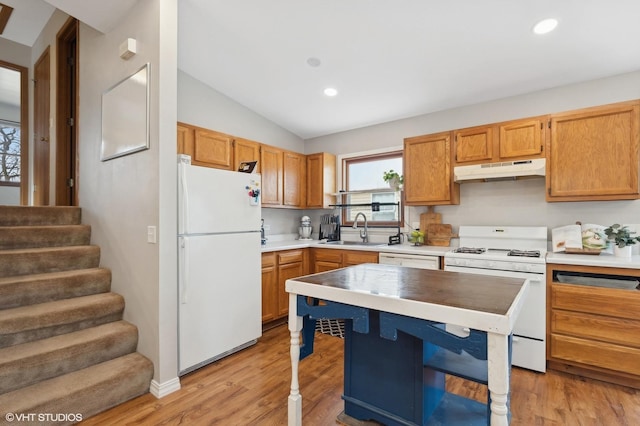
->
(178, 155, 262, 374)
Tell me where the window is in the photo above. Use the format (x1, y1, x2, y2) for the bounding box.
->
(0, 122, 20, 186)
(341, 151, 403, 226)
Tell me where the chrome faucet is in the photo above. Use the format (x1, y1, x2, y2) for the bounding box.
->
(352, 212, 369, 243)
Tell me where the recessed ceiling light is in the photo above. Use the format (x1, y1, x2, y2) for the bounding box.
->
(533, 18, 558, 35)
(306, 57, 321, 67)
(324, 87, 338, 97)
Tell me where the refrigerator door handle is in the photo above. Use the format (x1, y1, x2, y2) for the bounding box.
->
(179, 237, 189, 304)
(179, 160, 190, 234)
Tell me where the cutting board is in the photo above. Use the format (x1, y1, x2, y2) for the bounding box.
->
(427, 223, 453, 246)
(420, 206, 442, 233)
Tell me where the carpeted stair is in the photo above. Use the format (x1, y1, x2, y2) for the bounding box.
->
(0, 206, 153, 425)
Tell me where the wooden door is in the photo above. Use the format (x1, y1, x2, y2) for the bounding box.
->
(499, 118, 545, 160)
(56, 18, 79, 206)
(283, 151, 305, 207)
(260, 145, 283, 206)
(404, 132, 459, 205)
(33, 48, 50, 206)
(454, 125, 494, 164)
(547, 101, 640, 201)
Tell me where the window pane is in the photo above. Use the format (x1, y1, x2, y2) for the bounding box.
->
(343, 152, 402, 225)
(0, 125, 21, 183)
(348, 156, 402, 191)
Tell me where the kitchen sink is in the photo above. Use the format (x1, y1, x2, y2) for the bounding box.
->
(323, 240, 387, 247)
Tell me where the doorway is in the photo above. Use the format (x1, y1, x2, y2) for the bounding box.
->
(0, 59, 28, 205)
(56, 17, 79, 206)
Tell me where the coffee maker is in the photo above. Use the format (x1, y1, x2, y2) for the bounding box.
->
(298, 216, 313, 240)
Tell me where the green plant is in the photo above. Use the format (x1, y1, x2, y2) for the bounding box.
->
(604, 224, 640, 248)
(383, 170, 403, 185)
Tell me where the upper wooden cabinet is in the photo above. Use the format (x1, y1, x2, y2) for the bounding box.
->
(546, 100, 640, 202)
(306, 152, 336, 209)
(283, 151, 306, 207)
(177, 123, 260, 173)
(454, 125, 494, 164)
(454, 117, 546, 165)
(233, 137, 261, 173)
(193, 128, 233, 170)
(404, 132, 460, 206)
(260, 145, 284, 206)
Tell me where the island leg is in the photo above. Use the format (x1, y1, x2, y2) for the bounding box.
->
(487, 332, 510, 425)
(288, 293, 303, 426)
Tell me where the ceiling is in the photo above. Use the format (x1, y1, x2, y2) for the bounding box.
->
(3, 1, 640, 139)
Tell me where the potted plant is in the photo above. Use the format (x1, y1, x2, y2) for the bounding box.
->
(383, 170, 403, 190)
(604, 224, 639, 257)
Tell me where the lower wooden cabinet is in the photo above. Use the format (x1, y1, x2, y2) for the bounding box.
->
(262, 249, 308, 324)
(261, 253, 278, 323)
(311, 248, 379, 273)
(547, 263, 640, 389)
(262, 247, 380, 325)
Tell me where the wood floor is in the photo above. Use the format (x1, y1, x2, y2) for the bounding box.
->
(83, 324, 640, 425)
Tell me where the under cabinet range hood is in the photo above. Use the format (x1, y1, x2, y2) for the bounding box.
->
(454, 158, 546, 182)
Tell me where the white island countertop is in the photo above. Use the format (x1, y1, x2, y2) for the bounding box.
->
(547, 251, 640, 269)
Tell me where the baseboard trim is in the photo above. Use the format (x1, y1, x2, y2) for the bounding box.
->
(150, 377, 181, 398)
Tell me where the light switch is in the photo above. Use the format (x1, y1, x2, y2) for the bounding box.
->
(147, 226, 157, 244)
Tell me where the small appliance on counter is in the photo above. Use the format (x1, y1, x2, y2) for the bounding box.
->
(298, 216, 313, 240)
(319, 213, 340, 241)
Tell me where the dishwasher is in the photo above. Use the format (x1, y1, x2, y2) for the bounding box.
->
(378, 252, 440, 270)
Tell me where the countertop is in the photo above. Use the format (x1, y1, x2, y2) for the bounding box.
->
(261, 239, 453, 257)
(263, 238, 640, 269)
(546, 251, 640, 269)
(286, 263, 528, 334)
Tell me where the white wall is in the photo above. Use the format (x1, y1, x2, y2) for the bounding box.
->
(305, 71, 640, 237)
(178, 70, 307, 236)
(76, 0, 178, 391)
(178, 70, 305, 153)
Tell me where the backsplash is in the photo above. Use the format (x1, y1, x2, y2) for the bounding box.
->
(262, 178, 640, 243)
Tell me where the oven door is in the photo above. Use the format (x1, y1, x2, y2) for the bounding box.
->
(444, 265, 545, 340)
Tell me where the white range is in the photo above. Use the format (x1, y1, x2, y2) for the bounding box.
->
(444, 226, 547, 373)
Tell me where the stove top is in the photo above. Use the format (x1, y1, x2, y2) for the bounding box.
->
(446, 226, 548, 269)
(455, 247, 541, 257)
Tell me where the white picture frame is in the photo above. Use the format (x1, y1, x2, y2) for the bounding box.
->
(100, 63, 150, 161)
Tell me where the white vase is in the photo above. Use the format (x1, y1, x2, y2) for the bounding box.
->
(388, 177, 400, 191)
(614, 245, 632, 258)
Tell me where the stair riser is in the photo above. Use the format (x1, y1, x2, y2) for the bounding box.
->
(0, 246, 100, 278)
(0, 322, 138, 394)
(0, 269, 112, 310)
(0, 206, 81, 226)
(0, 225, 91, 250)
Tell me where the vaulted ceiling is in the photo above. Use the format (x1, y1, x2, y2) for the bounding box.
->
(2, 0, 640, 139)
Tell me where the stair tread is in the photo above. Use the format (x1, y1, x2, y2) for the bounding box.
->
(0, 267, 109, 285)
(0, 206, 81, 226)
(0, 321, 138, 394)
(0, 244, 99, 254)
(0, 292, 124, 334)
(0, 352, 153, 419)
(0, 320, 136, 362)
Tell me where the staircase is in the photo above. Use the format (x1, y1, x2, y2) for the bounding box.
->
(0, 206, 154, 425)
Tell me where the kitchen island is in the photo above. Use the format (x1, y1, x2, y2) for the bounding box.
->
(285, 264, 529, 426)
